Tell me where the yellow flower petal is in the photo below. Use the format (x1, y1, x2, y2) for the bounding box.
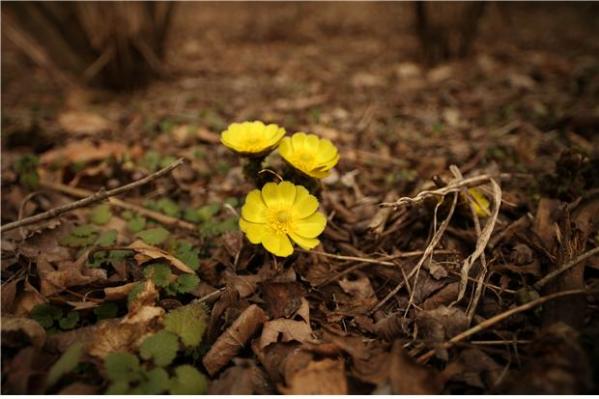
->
(288, 232, 320, 250)
(293, 186, 318, 218)
(220, 121, 285, 155)
(241, 189, 268, 223)
(277, 181, 297, 207)
(280, 132, 340, 179)
(261, 182, 281, 208)
(293, 211, 326, 238)
(239, 218, 264, 244)
(262, 230, 293, 257)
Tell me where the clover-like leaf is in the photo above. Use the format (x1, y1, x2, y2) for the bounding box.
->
(58, 311, 80, 330)
(30, 304, 63, 329)
(106, 380, 130, 395)
(172, 273, 200, 294)
(46, 342, 83, 388)
(59, 224, 99, 248)
(136, 227, 170, 245)
(95, 229, 117, 247)
(127, 282, 146, 309)
(143, 263, 173, 288)
(156, 198, 180, 217)
(140, 367, 170, 394)
(127, 214, 147, 233)
(94, 302, 119, 321)
(139, 330, 179, 367)
(168, 365, 208, 395)
(163, 303, 207, 347)
(105, 352, 141, 383)
(89, 203, 112, 225)
(174, 241, 199, 271)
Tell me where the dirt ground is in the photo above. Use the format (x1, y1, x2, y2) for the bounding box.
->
(1, 2, 599, 395)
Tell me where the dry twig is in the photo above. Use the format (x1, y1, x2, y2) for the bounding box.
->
(416, 287, 598, 364)
(533, 246, 599, 291)
(1, 158, 187, 233)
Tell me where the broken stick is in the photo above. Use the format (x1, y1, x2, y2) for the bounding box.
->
(1, 158, 187, 233)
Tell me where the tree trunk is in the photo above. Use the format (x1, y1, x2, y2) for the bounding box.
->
(414, 2, 486, 66)
(2, 1, 174, 90)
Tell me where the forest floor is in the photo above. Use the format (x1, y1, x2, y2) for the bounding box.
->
(1, 3, 599, 395)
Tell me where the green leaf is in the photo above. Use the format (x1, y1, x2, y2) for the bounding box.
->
(14, 154, 39, 189)
(106, 380, 130, 395)
(139, 330, 179, 367)
(46, 342, 83, 387)
(140, 367, 170, 394)
(31, 304, 63, 329)
(169, 365, 208, 395)
(127, 282, 146, 309)
(156, 198, 180, 217)
(199, 216, 238, 239)
(174, 241, 199, 271)
(184, 204, 220, 224)
(143, 263, 173, 288)
(88, 249, 131, 268)
(173, 273, 199, 294)
(89, 203, 112, 225)
(127, 214, 147, 233)
(94, 302, 119, 320)
(58, 311, 80, 330)
(164, 303, 207, 347)
(136, 227, 170, 245)
(105, 352, 141, 383)
(142, 151, 161, 172)
(59, 224, 99, 248)
(95, 229, 117, 246)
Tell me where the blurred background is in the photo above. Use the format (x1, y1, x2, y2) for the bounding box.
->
(1, 2, 598, 193)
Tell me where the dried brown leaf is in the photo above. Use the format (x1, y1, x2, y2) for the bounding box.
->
(208, 359, 273, 394)
(390, 341, 442, 394)
(279, 358, 348, 394)
(58, 111, 113, 136)
(40, 140, 127, 165)
(1, 316, 46, 349)
(129, 240, 194, 274)
(261, 281, 305, 319)
(203, 304, 267, 376)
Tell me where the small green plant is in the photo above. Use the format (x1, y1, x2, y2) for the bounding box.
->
(59, 224, 99, 248)
(139, 330, 179, 367)
(136, 227, 170, 245)
(89, 203, 112, 225)
(30, 304, 80, 331)
(163, 303, 208, 347)
(14, 154, 40, 189)
(46, 342, 84, 388)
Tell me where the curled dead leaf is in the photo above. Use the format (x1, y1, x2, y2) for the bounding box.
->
(203, 304, 267, 376)
(129, 240, 194, 274)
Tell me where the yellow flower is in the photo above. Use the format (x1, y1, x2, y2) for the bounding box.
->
(220, 121, 286, 156)
(278, 132, 339, 178)
(239, 181, 327, 257)
(467, 188, 491, 218)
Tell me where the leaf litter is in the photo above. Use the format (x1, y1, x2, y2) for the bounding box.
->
(2, 2, 599, 395)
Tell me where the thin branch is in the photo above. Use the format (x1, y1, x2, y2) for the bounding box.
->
(370, 191, 459, 314)
(416, 287, 598, 364)
(1, 158, 187, 233)
(533, 246, 599, 291)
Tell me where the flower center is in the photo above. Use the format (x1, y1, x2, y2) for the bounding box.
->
(294, 151, 314, 170)
(243, 136, 266, 152)
(269, 209, 292, 234)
